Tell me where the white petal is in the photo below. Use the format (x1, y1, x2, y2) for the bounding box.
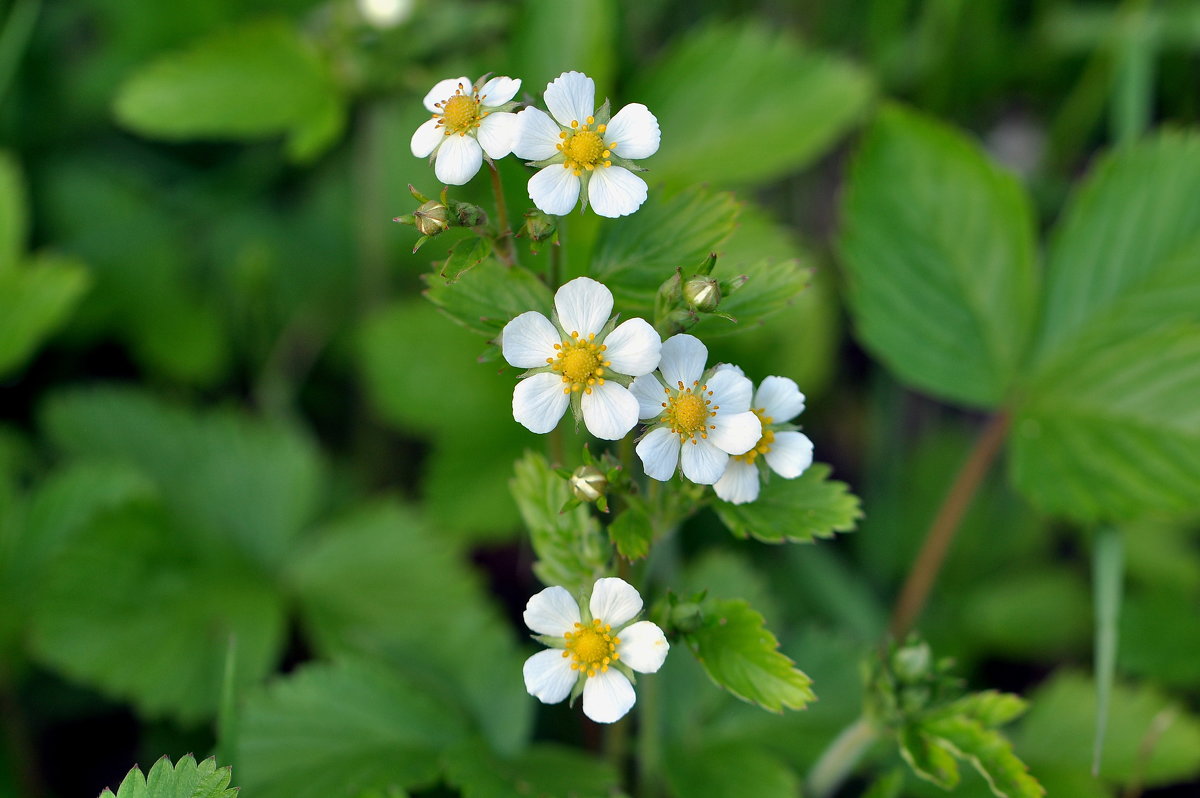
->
(603, 318, 661, 377)
(636, 426, 679, 481)
(524, 585, 582, 635)
(544, 70, 595, 127)
(433, 134, 483, 185)
(764, 431, 814, 479)
(755, 376, 806, 422)
(605, 103, 660, 160)
(714, 363, 744, 378)
(410, 117, 443, 157)
(587, 166, 648, 218)
(709, 410, 763, 456)
(629, 374, 668, 420)
(528, 165, 580, 216)
(658, 334, 707, 389)
(582, 669, 635, 724)
(554, 276, 612, 337)
(476, 112, 518, 159)
(581, 382, 639, 440)
(513, 107, 562, 161)
(523, 649, 577, 705)
(512, 372, 569, 434)
(590, 577, 643, 627)
(502, 311, 559, 368)
(479, 75, 521, 106)
(706, 367, 753, 415)
(423, 76, 472, 112)
(713, 459, 761, 504)
(616, 621, 669, 673)
(680, 437, 729, 485)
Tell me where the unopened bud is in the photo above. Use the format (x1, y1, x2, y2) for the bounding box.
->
(451, 201, 488, 228)
(683, 276, 721, 312)
(522, 209, 557, 241)
(569, 464, 607, 502)
(413, 200, 450, 236)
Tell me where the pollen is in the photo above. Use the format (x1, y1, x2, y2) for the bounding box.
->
(436, 90, 482, 134)
(734, 407, 775, 463)
(557, 120, 613, 172)
(549, 331, 610, 395)
(664, 380, 717, 441)
(564, 618, 621, 678)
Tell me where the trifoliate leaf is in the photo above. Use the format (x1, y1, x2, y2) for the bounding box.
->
(423, 258, 553, 337)
(922, 716, 1045, 798)
(443, 739, 618, 798)
(238, 658, 470, 798)
(685, 598, 814, 713)
(101, 755, 238, 798)
(113, 18, 345, 159)
(899, 724, 960, 789)
(1011, 131, 1200, 521)
(633, 22, 873, 186)
(664, 742, 800, 798)
(0, 254, 89, 378)
(713, 463, 861, 544)
(839, 104, 1039, 408)
(511, 451, 610, 595)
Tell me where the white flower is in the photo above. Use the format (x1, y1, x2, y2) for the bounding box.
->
(522, 577, 669, 724)
(501, 276, 661, 440)
(712, 368, 815, 504)
(411, 75, 522, 185)
(629, 335, 762, 485)
(512, 71, 660, 218)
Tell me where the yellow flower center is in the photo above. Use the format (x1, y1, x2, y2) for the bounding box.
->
(661, 380, 718, 443)
(562, 618, 620, 678)
(557, 116, 615, 176)
(734, 407, 775, 463)
(433, 84, 487, 136)
(548, 331, 610, 395)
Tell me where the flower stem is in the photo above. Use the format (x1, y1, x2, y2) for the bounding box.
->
(487, 161, 517, 267)
(888, 411, 1011, 639)
(806, 716, 878, 798)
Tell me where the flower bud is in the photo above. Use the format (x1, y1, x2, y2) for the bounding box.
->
(413, 200, 450, 237)
(683, 276, 721, 312)
(522, 209, 557, 241)
(569, 464, 608, 502)
(450, 201, 488, 229)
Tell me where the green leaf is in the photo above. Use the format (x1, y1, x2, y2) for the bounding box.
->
(238, 658, 469, 798)
(664, 742, 799, 798)
(701, 256, 811, 335)
(608, 504, 652, 561)
(923, 716, 1045, 798)
(1012, 134, 1200, 520)
(685, 598, 814, 713)
(439, 236, 493, 282)
(42, 386, 323, 568)
(931, 691, 1028, 729)
(512, 0, 615, 100)
(101, 755, 238, 798)
(0, 151, 26, 273)
(31, 503, 287, 723)
(633, 22, 873, 186)
(839, 104, 1039, 408)
(443, 739, 618, 798)
(899, 724, 960, 789)
(423, 258, 553, 337)
(0, 254, 89, 377)
(713, 463, 861, 544)
(113, 18, 344, 157)
(511, 451, 610, 594)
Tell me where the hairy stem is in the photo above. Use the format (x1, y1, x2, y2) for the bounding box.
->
(487, 161, 517, 266)
(888, 411, 1011, 639)
(806, 716, 879, 798)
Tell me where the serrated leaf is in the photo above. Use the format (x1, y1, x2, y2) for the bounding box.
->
(686, 598, 814, 713)
(899, 724, 960, 789)
(439, 236, 494, 282)
(702, 257, 811, 335)
(102, 755, 237, 798)
(0, 254, 89, 377)
(924, 716, 1045, 798)
(632, 22, 873, 186)
(608, 504, 652, 561)
(443, 739, 618, 798)
(839, 104, 1039, 408)
(238, 658, 469, 798)
(510, 451, 609, 594)
(113, 18, 344, 153)
(423, 258, 553, 337)
(931, 691, 1028, 729)
(664, 742, 799, 798)
(713, 463, 860, 544)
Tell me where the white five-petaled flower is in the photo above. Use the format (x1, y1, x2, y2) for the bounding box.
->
(411, 75, 522, 185)
(502, 276, 661, 440)
(513, 71, 660, 218)
(523, 577, 669, 724)
(712, 367, 815, 504)
(630, 334, 763, 484)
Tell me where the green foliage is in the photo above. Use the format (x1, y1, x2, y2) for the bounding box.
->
(0, 254, 90, 377)
(512, 0, 615, 96)
(443, 740, 618, 798)
(608, 503, 653, 561)
(664, 742, 799, 798)
(423, 258, 553, 338)
(633, 22, 874, 186)
(684, 597, 815, 713)
(101, 755, 238, 798)
(113, 18, 345, 160)
(714, 463, 861, 544)
(840, 104, 1039, 408)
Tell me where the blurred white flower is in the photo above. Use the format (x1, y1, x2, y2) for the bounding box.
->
(502, 276, 661, 440)
(513, 71, 660, 218)
(356, 0, 414, 29)
(523, 577, 669, 724)
(712, 368, 815, 504)
(630, 334, 762, 484)
(411, 74, 521, 185)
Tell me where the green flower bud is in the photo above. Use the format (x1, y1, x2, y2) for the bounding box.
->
(683, 276, 721, 312)
(450, 200, 488, 229)
(413, 200, 450, 237)
(522, 209, 557, 241)
(569, 464, 607, 502)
